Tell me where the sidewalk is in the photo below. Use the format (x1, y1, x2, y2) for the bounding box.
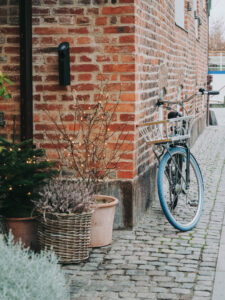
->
(64, 123, 225, 300)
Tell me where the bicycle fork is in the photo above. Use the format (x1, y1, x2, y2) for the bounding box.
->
(185, 146, 190, 190)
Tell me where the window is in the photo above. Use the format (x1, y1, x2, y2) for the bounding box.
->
(175, 0, 185, 28)
(193, 0, 199, 39)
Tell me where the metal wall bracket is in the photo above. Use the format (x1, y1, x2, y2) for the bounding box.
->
(0, 112, 6, 127)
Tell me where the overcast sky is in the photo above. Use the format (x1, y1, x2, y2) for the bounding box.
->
(209, 0, 225, 28)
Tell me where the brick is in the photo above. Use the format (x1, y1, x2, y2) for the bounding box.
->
(120, 114, 135, 121)
(119, 133, 134, 141)
(71, 64, 99, 72)
(104, 45, 135, 53)
(97, 74, 110, 81)
(108, 123, 134, 131)
(34, 27, 67, 34)
(96, 55, 111, 62)
(102, 6, 134, 15)
(76, 16, 90, 25)
(0, 27, 19, 34)
(120, 93, 136, 102)
(61, 114, 74, 121)
(59, 16, 74, 25)
(120, 15, 135, 23)
(77, 37, 91, 44)
(117, 171, 134, 179)
(53, 8, 84, 15)
(68, 27, 89, 34)
(35, 104, 63, 111)
(78, 74, 92, 81)
(32, 8, 50, 15)
(109, 161, 133, 170)
(120, 74, 135, 81)
(72, 84, 96, 91)
(80, 55, 92, 62)
(87, 8, 99, 14)
(104, 26, 134, 34)
(70, 47, 95, 54)
(119, 35, 135, 43)
(96, 17, 107, 26)
(120, 54, 135, 62)
(35, 124, 59, 131)
(103, 64, 135, 72)
(43, 95, 57, 101)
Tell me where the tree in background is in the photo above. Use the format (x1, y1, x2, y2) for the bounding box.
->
(209, 19, 225, 51)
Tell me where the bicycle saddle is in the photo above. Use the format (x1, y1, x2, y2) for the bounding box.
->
(168, 111, 182, 119)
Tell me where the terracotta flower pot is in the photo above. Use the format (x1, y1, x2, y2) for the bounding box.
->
(6, 216, 38, 250)
(90, 195, 119, 248)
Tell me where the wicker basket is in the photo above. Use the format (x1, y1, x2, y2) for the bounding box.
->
(137, 115, 194, 145)
(37, 210, 93, 263)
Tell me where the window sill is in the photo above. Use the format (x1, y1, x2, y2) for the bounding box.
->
(175, 23, 188, 33)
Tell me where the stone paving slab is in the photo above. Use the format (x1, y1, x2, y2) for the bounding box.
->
(63, 125, 225, 300)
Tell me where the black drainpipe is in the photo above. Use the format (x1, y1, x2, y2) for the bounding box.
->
(19, 0, 33, 141)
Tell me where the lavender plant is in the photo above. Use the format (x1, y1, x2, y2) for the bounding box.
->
(0, 233, 68, 300)
(35, 178, 94, 214)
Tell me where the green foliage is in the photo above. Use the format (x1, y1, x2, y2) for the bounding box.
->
(0, 72, 13, 100)
(0, 234, 68, 300)
(0, 137, 58, 217)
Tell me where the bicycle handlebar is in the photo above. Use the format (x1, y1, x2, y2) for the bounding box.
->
(156, 88, 220, 106)
(207, 90, 220, 96)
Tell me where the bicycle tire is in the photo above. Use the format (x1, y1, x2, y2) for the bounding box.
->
(157, 146, 204, 231)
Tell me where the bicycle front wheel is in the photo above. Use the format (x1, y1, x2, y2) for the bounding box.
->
(157, 146, 204, 231)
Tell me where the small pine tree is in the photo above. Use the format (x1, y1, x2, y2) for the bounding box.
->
(0, 138, 57, 217)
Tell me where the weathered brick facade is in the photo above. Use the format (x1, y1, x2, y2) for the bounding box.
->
(0, 0, 209, 227)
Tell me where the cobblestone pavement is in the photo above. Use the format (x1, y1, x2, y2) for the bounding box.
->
(63, 125, 225, 300)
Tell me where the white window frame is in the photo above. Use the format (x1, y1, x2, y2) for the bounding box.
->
(193, 0, 199, 39)
(175, 0, 185, 29)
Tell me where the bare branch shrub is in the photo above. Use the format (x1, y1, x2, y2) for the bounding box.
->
(44, 85, 131, 189)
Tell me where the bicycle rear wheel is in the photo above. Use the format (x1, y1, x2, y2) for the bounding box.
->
(157, 146, 204, 231)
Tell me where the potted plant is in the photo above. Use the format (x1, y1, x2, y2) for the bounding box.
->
(0, 137, 57, 249)
(44, 88, 127, 247)
(34, 177, 94, 263)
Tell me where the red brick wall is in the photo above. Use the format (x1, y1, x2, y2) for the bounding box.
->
(32, 0, 136, 180)
(135, 0, 209, 178)
(0, 0, 20, 140)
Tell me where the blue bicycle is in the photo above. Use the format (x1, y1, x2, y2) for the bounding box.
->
(137, 89, 216, 231)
